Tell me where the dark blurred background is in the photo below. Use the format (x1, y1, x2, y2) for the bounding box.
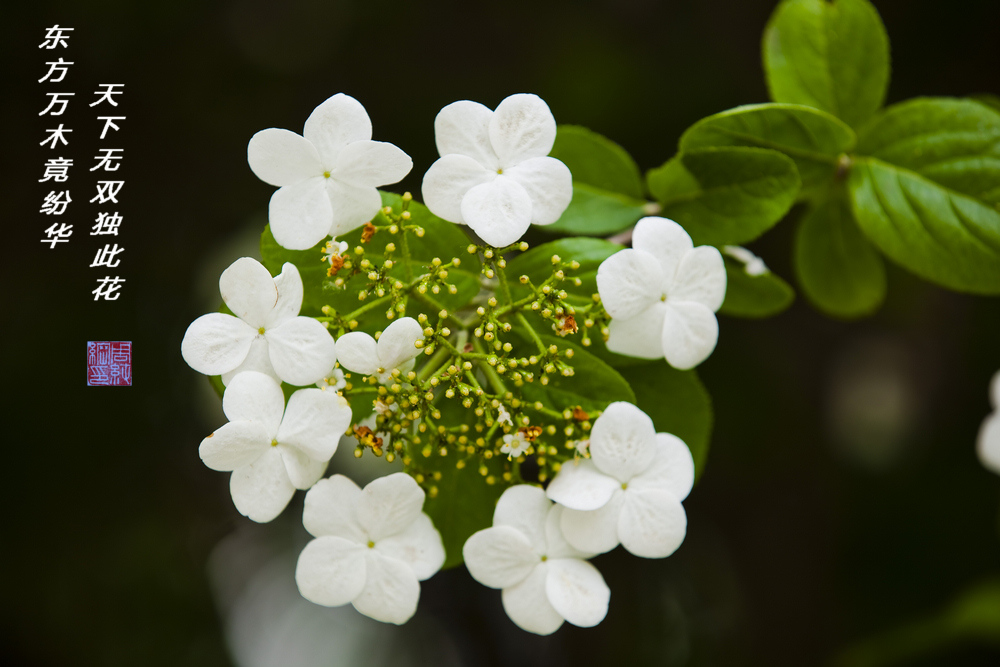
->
(5, 1, 1000, 665)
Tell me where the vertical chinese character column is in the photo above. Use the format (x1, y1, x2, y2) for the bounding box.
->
(38, 25, 75, 249)
(89, 83, 126, 301)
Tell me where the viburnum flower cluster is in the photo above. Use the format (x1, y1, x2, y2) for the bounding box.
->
(183, 92, 722, 630)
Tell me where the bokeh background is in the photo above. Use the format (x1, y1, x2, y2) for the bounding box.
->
(6, 1, 1000, 665)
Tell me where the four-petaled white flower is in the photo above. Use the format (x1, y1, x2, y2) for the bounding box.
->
(316, 366, 346, 392)
(336, 317, 424, 383)
(977, 370, 1000, 475)
(295, 473, 446, 624)
(200, 371, 353, 523)
(463, 485, 610, 635)
(597, 216, 726, 370)
(248, 93, 412, 250)
(322, 240, 350, 266)
(421, 93, 572, 248)
(497, 405, 512, 426)
(545, 401, 694, 558)
(182, 257, 337, 386)
(501, 432, 529, 459)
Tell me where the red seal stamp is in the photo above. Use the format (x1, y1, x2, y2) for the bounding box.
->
(87, 341, 132, 386)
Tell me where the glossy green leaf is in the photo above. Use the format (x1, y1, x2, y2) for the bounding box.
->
(972, 94, 1000, 115)
(858, 97, 1000, 206)
(616, 363, 713, 480)
(680, 103, 855, 196)
(794, 196, 886, 317)
(544, 182, 648, 236)
(718, 256, 795, 318)
(647, 147, 800, 246)
(506, 237, 622, 306)
(763, 0, 890, 129)
(549, 125, 645, 199)
(260, 225, 328, 316)
(848, 158, 1000, 294)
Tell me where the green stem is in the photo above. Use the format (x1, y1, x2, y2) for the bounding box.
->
(495, 259, 513, 305)
(515, 312, 547, 354)
(472, 337, 507, 394)
(417, 344, 451, 382)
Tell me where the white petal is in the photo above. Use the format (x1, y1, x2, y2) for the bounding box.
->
(181, 313, 255, 376)
(489, 93, 556, 167)
(278, 444, 328, 489)
(375, 513, 445, 581)
(461, 177, 532, 247)
(303, 93, 372, 167)
(630, 433, 695, 501)
(229, 447, 296, 523)
(559, 489, 624, 555)
(660, 301, 719, 370)
(276, 388, 352, 462)
(619, 488, 687, 558)
(199, 421, 271, 471)
(334, 331, 380, 376)
(295, 535, 368, 607)
(544, 458, 619, 511)
(503, 156, 572, 225)
(596, 249, 666, 320)
(421, 154, 495, 224)
(222, 370, 285, 434)
(544, 504, 593, 560)
(434, 100, 499, 170)
(501, 563, 564, 635)
(669, 246, 727, 312)
(990, 370, 1000, 409)
(493, 485, 551, 554)
(605, 302, 669, 360)
(589, 401, 658, 482)
(219, 257, 278, 329)
(247, 128, 323, 187)
(545, 558, 610, 628)
(326, 178, 383, 238)
(303, 475, 366, 541)
(267, 262, 304, 328)
(352, 551, 420, 625)
(268, 177, 333, 250)
(463, 525, 539, 589)
(978, 413, 1000, 475)
(220, 336, 277, 386)
(631, 217, 694, 282)
(266, 317, 337, 386)
(334, 140, 412, 187)
(376, 316, 424, 371)
(357, 473, 426, 542)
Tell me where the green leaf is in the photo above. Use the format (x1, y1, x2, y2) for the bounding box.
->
(763, 0, 890, 129)
(680, 103, 855, 196)
(616, 363, 713, 480)
(848, 158, 1000, 294)
(718, 256, 795, 318)
(794, 195, 886, 317)
(544, 182, 648, 236)
(972, 94, 1000, 115)
(549, 125, 644, 199)
(646, 147, 800, 246)
(506, 237, 622, 306)
(260, 224, 329, 316)
(857, 97, 1000, 206)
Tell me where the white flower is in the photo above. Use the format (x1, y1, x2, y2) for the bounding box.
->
(316, 366, 346, 392)
(200, 371, 353, 523)
(722, 245, 768, 276)
(597, 216, 726, 370)
(335, 317, 424, 383)
(501, 432, 529, 459)
(497, 405, 512, 426)
(248, 93, 412, 250)
(463, 485, 610, 635)
(977, 370, 1000, 475)
(571, 439, 591, 456)
(421, 93, 572, 247)
(545, 401, 694, 558)
(182, 257, 337, 386)
(295, 473, 445, 624)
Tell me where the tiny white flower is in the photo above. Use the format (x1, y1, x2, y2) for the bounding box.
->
(316, 366, 346, 392)
(322, 240, 350, 265)
(722, 245, 768, 276)
(463, 485, 610, 635)
(295, 473, 446, 625)
(497, 405, 512, 427)
(977, 370, 1000, 475)
(182, 257, 337, 386)
(572, 439, 591, 456)
(501, 432, 529, 458)
(248, 93, 412, 250)
(421, 93, 572, 247)
(200, 371, 353, 523)
(597, 216, 727, 370)
(373, 399, 394, 416)
(546, 401, 694, 558)
(335, 317, 424, 383)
